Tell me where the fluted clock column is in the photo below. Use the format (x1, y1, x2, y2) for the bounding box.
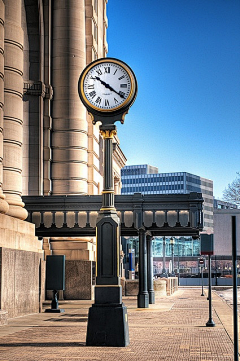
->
(95, 127, 121, 288)
(3, 0, 27, 220)
(86, 125, 129, 347)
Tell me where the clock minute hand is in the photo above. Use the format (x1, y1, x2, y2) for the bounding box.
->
(94, 76, 125, 99)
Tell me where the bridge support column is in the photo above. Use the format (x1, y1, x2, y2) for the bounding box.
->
(147, 235, 155, 304)
(138, 229, 149, 308)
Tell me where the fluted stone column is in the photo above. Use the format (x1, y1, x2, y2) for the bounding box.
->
(52, 0, 88, 195)
(0, 1, 8, 214)
(3, 0, 27, 220)
(43, 0, 52, 195)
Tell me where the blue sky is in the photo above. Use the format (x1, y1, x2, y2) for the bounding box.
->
(107, 0, 240, 199)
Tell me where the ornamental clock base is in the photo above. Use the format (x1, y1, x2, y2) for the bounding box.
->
(86, 211, 130, 347)
(86, 303, 129, 347)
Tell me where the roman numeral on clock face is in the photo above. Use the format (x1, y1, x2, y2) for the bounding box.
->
(82, 60, 135, 111)
(95, 96, 102, 104)
(119, 91, 125, 98)
(89, 91, 96, 98)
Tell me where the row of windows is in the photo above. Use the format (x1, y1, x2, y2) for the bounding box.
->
(121, 169, 212, 188)
(186, 185, 213, 196)
(123, 237, 201, 258)
(186, 175, 213, 188)
(204, 213, 214, 220)
(204, 221, 214, 227)
(122, 183, 212, 196)
(203, 205, 214, 212)
(94, 0, 98, 14)
(121, 184, 184, 193)
(152, 238, 200, 257)
(204, 196, 214, 204)
(121, 165, 148, 176)
(122, 175, 184, 184)
(122, 190, 186, 195)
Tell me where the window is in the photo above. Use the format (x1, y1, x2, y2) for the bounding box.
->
(92, 47, 97, 61)
(93, 20, 98, 43)
(94, 0, 98, 15)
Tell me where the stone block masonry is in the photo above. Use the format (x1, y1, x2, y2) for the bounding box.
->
(0, 247, 42, 318)
(0, 214, 43, 319)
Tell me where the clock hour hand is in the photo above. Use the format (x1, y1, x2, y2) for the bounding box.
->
(93, 76, 125, 99)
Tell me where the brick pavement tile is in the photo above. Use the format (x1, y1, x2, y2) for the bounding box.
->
(0, 288, 235, 361)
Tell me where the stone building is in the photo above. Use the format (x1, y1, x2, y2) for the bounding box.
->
(0, 0, 126, 320)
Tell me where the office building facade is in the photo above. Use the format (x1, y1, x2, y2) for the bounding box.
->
(121, 164, 213, 277)
(121, 164, 213, 232)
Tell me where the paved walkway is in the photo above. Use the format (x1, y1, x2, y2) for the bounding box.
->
(0, 287, 237, 360)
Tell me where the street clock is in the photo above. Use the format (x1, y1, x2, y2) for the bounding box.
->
(78, 57, 137, 124)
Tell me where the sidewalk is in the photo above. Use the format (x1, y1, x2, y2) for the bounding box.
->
(0, 288, 236, 360)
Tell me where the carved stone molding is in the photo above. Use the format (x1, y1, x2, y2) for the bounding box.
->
(23, 81, 53, 99)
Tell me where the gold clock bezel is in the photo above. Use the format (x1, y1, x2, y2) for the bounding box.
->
(79, 58, 136, 113)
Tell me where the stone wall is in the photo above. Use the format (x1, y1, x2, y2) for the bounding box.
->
(154, 279, 167, 297)
(63, 260, 94, 300)
(0, 247, 43, 318)
(0, 214, 43, 319)
(124, 278, 178, 298)
(125, 280, 139, 296)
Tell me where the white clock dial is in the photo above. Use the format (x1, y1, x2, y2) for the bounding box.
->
(81, 60, 135, 112)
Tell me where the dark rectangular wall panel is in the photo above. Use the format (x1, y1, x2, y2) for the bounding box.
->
(46, 255, 65, 290)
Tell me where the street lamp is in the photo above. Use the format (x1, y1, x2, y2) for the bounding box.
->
(169, 237, 175, 276)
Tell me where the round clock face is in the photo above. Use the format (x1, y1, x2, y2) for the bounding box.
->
(79, 59, 136, 112)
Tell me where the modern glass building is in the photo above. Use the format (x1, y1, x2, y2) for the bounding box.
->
(122, 235, 201, 276)
(214, 199, 238, 210)
(121, 164, 213, 232)
(121, 164, 214, 276)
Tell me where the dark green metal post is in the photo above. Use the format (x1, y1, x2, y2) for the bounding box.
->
(138, 229, 149, 308)
(232, 216, 239, 361)
(206, 255, 215, 327)
(201, 266, 204, 296)
(161, 236, 167, 277)
(86, 125, 129, 347)
(147, 235, 155, 304)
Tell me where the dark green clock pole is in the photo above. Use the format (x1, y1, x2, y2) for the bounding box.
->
(78, 57, 137, 347)
(86, 124, 129, 347)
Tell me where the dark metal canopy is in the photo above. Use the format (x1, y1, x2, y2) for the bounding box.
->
(23, 192, 203, 238)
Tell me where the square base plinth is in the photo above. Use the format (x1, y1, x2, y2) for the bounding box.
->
(86, 303, 129, 347)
